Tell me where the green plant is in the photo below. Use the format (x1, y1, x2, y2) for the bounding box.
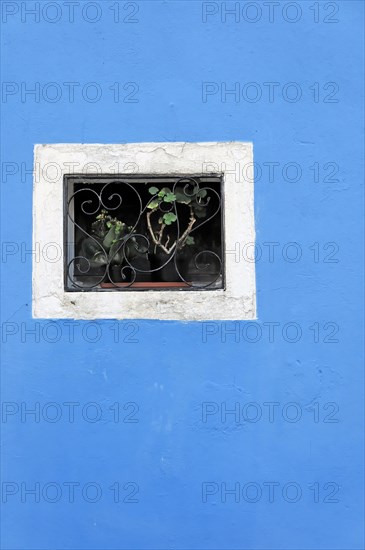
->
(146, 185, 209, 254)
(84, 209, 133, 266)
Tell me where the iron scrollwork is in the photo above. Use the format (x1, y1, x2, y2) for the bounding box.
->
(65, 175, 223, 291)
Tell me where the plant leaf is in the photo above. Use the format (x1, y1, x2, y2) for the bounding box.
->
(102, 227, 116, 249)
(193, 206, 207, 218)
(148, 186, 159, 195)
(163, 212, 177, 225)
(147, 199, 159, 210)
(163, 192, 176, 203)
(175, 189, 191, 204)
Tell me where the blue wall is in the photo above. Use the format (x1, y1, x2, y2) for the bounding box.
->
(1, 1, 364, 548)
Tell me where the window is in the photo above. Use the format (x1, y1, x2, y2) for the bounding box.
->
(64, 174, 224, 291)
(33, 142, 256, 320)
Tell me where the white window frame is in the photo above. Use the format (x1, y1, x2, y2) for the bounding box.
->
(33, 142, 256, 321)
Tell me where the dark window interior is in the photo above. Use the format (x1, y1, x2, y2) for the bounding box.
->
(64, 174, 224, 291)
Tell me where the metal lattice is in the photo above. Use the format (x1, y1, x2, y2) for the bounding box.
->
(64, 174, 224, 291)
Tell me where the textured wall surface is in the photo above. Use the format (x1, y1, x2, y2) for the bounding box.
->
(1, 1, 364, 549)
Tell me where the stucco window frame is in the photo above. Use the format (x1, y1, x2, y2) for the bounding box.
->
(33, 142, 256, 321)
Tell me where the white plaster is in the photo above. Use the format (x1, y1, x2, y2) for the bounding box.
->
(33, 142, 256, 320)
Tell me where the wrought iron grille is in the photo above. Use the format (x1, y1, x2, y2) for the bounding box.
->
(64, 174, 225, 291)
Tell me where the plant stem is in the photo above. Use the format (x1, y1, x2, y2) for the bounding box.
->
(176, 206, 196, 249)
(147, 211, 170, 254)
(147, 206, 196, 255)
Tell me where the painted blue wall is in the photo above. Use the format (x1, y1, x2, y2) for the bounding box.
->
(1, 1, 364, 548)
